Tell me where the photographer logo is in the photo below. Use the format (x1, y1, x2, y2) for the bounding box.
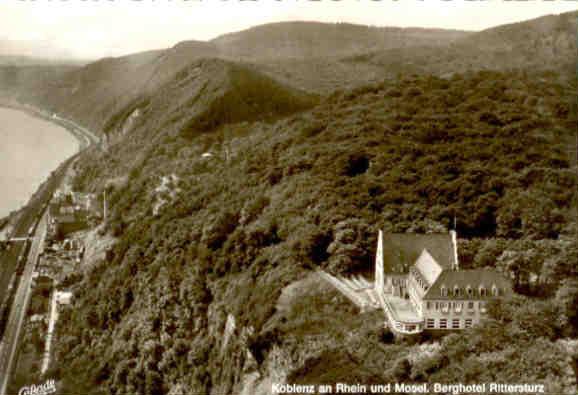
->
(18, 379, 56, 395)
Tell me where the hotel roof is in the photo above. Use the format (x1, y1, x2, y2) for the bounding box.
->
(380, 233, 456, 273)
(424, 269, 512, 300)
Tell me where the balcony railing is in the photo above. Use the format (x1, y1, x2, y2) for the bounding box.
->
(376, 292, 424, 335)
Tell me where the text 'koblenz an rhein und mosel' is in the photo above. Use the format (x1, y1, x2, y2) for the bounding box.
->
(272, 382, 546, 394)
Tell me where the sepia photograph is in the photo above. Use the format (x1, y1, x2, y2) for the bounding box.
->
(0, 0, 577, 394)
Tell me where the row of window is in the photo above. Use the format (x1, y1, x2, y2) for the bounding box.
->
(440, 284, 500, 298)
(426, 301, 487, 312)
(386, 277, 405, 286)
(395, 322, 419, 332)
(426, 318, 474, 329)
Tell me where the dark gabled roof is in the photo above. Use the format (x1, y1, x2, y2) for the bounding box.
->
(380, 233, 456, 273)
(423, 269, 512, 300)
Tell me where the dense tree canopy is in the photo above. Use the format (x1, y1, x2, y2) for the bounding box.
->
(50, 71, 577, 394)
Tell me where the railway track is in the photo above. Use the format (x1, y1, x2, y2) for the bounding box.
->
(0, 105, 99, 392)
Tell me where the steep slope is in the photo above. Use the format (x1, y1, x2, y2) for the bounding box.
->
(102, 58, 317, 147)
(48, 71, 577, 395)
(142, 41, 220, 91)
(8, 41, 221, 132)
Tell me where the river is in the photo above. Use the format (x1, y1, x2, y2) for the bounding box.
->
(0, 107, 79, 219)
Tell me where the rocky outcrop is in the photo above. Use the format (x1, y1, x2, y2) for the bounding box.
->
(152, 174, 181, 216)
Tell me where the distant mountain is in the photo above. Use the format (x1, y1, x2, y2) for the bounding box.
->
(0, 39, 86, 65)
(0, 64, 78, 96)
(0, 55, 84, 67)
(459, 11, 576, 70)
(1, 21, 467, 131)
(1, 13, 575, 132)
(211, 21, 469, 60)
(242, 11, 577, 93)
(346, 11, 578, 79)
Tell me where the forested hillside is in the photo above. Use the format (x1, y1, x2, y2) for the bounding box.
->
(260, 11, 578, 93)
(212, 22, 467, 60)
(1, 11, 576, 395)
(43, 70, 578, 394)
(0, 22, 467, 133)
(101, 58, 318, 145)
(363, 10, 577, 75)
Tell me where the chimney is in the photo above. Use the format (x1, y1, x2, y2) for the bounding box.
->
(450, 230, 459, 271)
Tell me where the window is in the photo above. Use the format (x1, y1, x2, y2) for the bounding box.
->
(426, 302, 431, 310)
(466, 286, 473, 297)
(452, 319, 460, 329)
(441, 286, 447, 297)
(439, 319, 448, 329)
(465, 319, 473, 328)
(479, 286, 486, 297)
(426, 319, 435, 328)
(492, 286, 499, 297)
(454, 286, 460, 297)
(468, 302, 474, 309)
(480, 302, 487, 313)
(455, 302, 463, 313)
(435, 302, 439, 310)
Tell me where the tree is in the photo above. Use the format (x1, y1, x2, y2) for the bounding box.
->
(145, 371, 163, 395)
(473, 238, 508, 269)
(386, 357, 411, 381)
(290, 224, 332, 266)
(496, 243, 545, 293)
(326, 219, 372, 274)
(541, 240, 578, 289)
(497, 188, 564, 239)
(202, 211, 239, 251)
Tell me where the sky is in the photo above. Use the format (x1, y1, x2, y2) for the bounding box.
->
(0, 0, 577, 60)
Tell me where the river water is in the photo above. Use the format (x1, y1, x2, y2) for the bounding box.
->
(0, 107, 78, 219)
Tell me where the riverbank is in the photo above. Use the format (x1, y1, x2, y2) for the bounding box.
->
(0, 102, 100, 393)
(0, 99, 100, 149)
(0, 102, 100, 236)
